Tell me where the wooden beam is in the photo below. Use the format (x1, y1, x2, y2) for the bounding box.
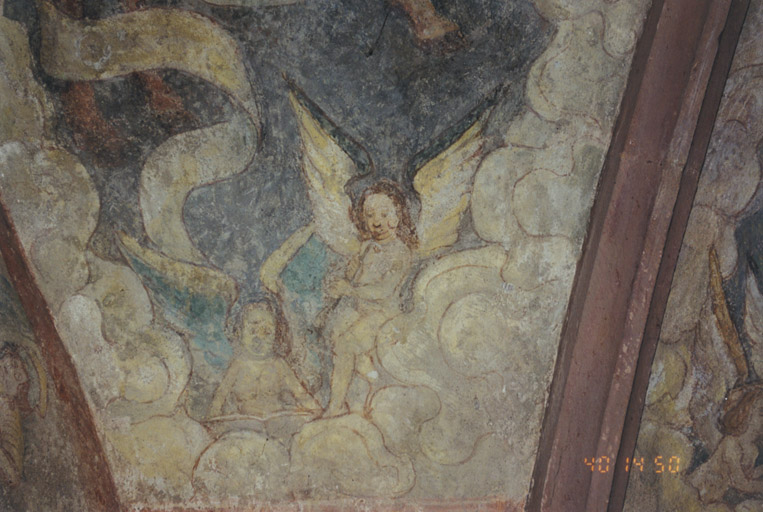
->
(527, 0, 749, 510)
(608, 0, 752, 509)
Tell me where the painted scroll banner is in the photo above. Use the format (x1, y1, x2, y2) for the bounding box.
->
(38, 1, 259, 264)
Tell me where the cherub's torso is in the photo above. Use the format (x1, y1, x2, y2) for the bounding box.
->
(226, 358, 297, 417)
(354, 238, 409, 279)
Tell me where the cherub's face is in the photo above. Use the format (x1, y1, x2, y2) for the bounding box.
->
(364, 194, 399, 241)
(240, 308, 275, 354)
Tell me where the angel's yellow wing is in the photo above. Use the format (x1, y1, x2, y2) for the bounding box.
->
(413, 116, 486, 256)
(289, 88, 368, 257)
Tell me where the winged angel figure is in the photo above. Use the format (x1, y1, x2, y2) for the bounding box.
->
(118, 82, 494, 423)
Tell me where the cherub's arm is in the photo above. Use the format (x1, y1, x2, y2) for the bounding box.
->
(208, 363, 239, 418)
(350, 253, 411, 301)
(324, 248, 364, 299)
(325, 243, 366, 297)
(345, 252, 362, 280)
(281, 365, 320, 412)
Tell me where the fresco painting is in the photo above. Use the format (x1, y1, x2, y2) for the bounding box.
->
(0, 257, 91, 511)
(624, 2, 763, 510)
(0, 0, 650, 507)
(0, 276, 47, 490)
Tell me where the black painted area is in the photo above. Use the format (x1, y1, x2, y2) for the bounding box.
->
(5, 0, 551, 302)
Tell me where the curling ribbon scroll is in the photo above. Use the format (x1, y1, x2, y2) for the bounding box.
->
(39, 2, 260, 263)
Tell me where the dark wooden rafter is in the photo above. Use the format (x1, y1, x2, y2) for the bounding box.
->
(528, 0, 751, 510)
(608, 0, 752, 509)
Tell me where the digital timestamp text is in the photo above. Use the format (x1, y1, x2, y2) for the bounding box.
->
(583, 456, 681, 474)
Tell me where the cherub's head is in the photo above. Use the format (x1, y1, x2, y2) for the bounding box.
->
(352, 180, 418, 249)
(233, 303, 277, 357)
(0, 342, 28, 401)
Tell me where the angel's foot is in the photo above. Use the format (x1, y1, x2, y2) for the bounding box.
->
(389, 0, 465, 53)
(321, 402, 349, 419)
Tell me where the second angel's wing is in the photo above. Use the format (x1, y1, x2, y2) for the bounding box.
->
(411, 94, 496, 256)
(288, 84, 372, 257)
(117, 232, 238, 369)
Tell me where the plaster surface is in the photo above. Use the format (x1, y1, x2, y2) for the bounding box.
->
(0, 0, 649, 507)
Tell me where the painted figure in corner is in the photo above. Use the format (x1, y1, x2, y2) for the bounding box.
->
(0, 340, 47, 487)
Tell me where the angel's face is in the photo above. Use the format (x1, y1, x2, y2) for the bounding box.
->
(240, 308, 276, 354)
(364, 194, 399, 241)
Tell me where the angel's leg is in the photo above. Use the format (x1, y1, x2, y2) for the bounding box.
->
(323, 350, 354, 418)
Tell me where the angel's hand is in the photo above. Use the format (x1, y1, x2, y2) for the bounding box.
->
(274, 277, 288, 297)
(326, 278, 353, 298)
(345, 255, 361, 279)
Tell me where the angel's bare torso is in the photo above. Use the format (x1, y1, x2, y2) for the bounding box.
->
(215, 357, 318, 418)
(324, 236, 411, 346)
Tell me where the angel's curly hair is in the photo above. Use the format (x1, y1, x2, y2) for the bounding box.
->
(229, 302, 289, 357)
(350, 180, 418, 250)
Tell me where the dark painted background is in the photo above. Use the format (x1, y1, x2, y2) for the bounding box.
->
(5, 0, 551, 302)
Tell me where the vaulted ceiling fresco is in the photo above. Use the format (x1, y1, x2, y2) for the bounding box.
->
(0, 0, 650, 508)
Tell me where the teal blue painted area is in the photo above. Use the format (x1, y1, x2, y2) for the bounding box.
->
(281, 235, 332, 304)
(125, 254, 232, 369)
(280, 235, 336, 405)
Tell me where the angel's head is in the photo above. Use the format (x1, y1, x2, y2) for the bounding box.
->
(352, 180, 418, 249)
(0, 342, 29, 402)
(233, 303, 277, 357)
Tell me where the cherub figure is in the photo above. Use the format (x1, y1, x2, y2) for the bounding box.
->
(208, 303, 320, 418)
(254, 84, 495, 417)
(321, 180, 417, 417)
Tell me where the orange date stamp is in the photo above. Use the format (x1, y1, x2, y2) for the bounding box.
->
(583, 456, 681, 474)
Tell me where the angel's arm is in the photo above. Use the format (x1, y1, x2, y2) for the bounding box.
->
(350, 252, 411, 301)
(281, 366, 320, 412)
(345, 252, 363, 280)
(208, 363, 239, 417)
